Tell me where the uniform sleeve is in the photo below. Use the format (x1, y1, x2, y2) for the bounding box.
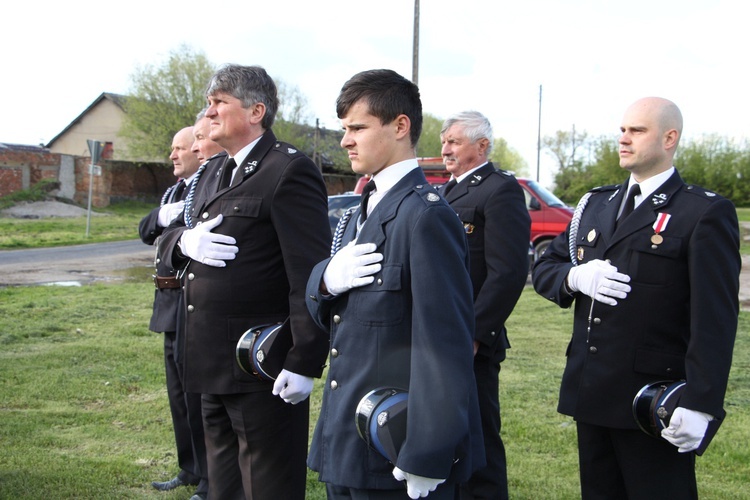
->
(681, 197, 740, 418)
(272, 156, 332, 378)
(397, 204, 477, 479)
(531, 222, 576, 309)
(474, 179, 531, 345)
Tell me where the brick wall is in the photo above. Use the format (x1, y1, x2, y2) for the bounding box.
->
(2, 146, 356, 206)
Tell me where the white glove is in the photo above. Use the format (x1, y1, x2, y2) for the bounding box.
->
(272, 369, 314, 405)
(567, 259, 631, 306)
(392, 467, 446, 499)
(661, 407, 713, 453)
(323, 242, 383, 295)
(157, 201, 185, 227)
(178, 214, 238, 268)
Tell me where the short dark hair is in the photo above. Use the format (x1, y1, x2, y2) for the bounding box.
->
(336, 69, 422, 147)
(206, 64, 279, 129)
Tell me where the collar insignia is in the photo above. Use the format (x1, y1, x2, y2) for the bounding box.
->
(651, 193, 668, 205)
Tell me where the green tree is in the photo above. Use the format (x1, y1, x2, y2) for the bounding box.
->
(542, 128, 589, 173)
(491, 137, 529, 177)
(120, 45, 216, 161)
(417, 113, 444, 158)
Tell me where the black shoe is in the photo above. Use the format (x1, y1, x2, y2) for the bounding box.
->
(151, 476, 193, 491)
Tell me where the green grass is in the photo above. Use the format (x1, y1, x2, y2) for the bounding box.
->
(0, 284, 747, 499)
(0, 201, 153, 249)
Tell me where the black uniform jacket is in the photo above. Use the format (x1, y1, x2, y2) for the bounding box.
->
(306, 168, 485, 488)
(441, 163, 531, 362)
(532, 170, 740, 428)
(139, 182, 183, 333)
(159, 130, 331, 394)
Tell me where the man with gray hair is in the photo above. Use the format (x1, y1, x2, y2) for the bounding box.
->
(159, 64, 331, 499)
(439, 111, 530, 499)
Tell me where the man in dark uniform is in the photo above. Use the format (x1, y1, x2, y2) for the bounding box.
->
(159, 64, 331, 500)
(439, 111, 530, 500)
(306, 69, 485, 500)
(532, 97, 740, 498)
(138, 126, 208, 499)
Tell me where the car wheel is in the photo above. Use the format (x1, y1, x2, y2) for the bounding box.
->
(534, 240, 551, 262)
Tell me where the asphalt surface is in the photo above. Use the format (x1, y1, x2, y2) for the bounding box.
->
(0, 239, 154, 286)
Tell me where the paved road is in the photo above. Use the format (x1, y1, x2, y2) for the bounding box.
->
(0, 240, 149, 265)
(0, 239, 154, 286)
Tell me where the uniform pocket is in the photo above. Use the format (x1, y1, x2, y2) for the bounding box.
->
(352, 264, 404, 327)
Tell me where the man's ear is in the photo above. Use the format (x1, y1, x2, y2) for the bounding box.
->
(664, 128, 679, 151)
(394, 114, 411, 140)
(248, 102, 267, 126)
(477, 137, 490, 155)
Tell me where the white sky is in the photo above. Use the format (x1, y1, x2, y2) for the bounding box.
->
(2, 0, 748, 186)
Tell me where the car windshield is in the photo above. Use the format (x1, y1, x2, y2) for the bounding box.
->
(526, 180, 567, 208)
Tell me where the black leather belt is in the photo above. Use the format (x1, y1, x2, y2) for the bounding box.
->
(153, 275, 181, 289)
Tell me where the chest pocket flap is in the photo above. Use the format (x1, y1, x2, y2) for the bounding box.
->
(453, 206, 475, 224)
(576, 225, 601, 248)
(219, 196, 262, 218)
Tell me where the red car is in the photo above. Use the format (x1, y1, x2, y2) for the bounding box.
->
(352, 158, 572, 262)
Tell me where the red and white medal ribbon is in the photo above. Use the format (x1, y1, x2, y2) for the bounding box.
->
(651, 212, 671, 245)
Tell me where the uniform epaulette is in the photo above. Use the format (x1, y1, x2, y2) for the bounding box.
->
(684, 184, 723, 200)
(273, 142, 304, 158)
(414, 183, 443, 205)
(589, 184, 619, 193)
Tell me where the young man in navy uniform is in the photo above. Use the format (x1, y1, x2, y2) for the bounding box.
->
(306, 69, 485, 500)
(532, 97, 740, 498)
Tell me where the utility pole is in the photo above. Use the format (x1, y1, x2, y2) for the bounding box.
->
(536, 85, 542, 182)
(85, 140, 105, 238)
(412, 0, 420, 85)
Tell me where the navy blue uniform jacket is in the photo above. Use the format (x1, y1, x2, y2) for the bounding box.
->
(306, 168, 485, 489)
(532, 170, 740, 428)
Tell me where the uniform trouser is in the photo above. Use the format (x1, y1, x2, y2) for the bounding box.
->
(576, 422, 697, 499)
(164, 331, 207, 487)
(326, 481, 459, 500)
(202, 391, 309, 500)
(460, 356, 508, 500)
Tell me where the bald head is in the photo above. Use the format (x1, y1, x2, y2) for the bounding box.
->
(170, 126, 200, 179)
(628, 97, 683, 145)
(619, 97, 682, 181)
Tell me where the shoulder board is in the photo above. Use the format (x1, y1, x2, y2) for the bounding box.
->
(414, 183, 443, 205)
(588, 184, 619, 193)
(684, 184, 724, 200)
(491, 168, 514, 177)
(273, 142, 304, 158)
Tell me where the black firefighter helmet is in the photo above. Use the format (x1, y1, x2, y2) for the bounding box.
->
(235, 319, 292, 381)
(632, 380, 722, 456)
(632, 380, 686, 438)
(355, 388, 408, 463)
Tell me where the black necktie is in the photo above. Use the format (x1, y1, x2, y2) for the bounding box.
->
(172, 180, 186, 201)
(442, 178, 457, 196)
(618, 183, 641, 225)
(359, 180, 376, 223)
(219, 158, 237, 190)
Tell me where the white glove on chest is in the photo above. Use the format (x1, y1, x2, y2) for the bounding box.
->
(567, 259, 631, 306)
(323, 242, 383, 295)
(179, 214, 238, 267)
(158, 201, 185, 227)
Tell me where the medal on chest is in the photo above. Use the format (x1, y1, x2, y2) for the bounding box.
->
(651, 212, 671, 248)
